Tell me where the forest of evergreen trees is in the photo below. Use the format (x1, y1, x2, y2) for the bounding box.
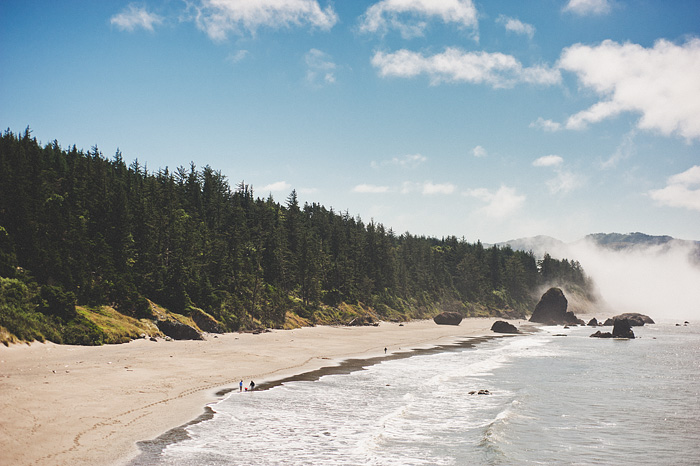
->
(0, 128, 595, 344)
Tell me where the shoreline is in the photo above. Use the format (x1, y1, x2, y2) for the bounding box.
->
(128, 333, 504, 465)
(0, 317, 517, 466)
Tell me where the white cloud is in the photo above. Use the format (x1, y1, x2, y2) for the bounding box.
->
(111, 4, 163, 32)
(359, 0, 478, 39)
(496, 15, 534, 39)
(529, 117, 562, 132)
(563, 0, 611, 16)
(191, 0, 337, 41)
(305, 49, 336, 84)
(558, 38, 700, 141)
(353, 184, 390, 193)
(649, 165, 700, 211)
(372, 153, 428, 169)
(532, 155, 563, 167)
(472, 145, 487, 157)
(371, 48, 561, 88)
(466, 185, 525, 219)
(422, 182, 455, 195)
(260, 181, 291, 192)
(546, 169, 584, 194)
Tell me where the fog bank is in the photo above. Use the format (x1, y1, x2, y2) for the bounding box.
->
(557, 240, 700, 322)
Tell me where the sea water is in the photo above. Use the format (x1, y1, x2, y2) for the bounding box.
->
(134, 322, 700, 465)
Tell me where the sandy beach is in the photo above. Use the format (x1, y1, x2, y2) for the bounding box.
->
(0, 318, 505, 466)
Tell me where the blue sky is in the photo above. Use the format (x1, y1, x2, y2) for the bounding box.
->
(1, 0, 699, 243)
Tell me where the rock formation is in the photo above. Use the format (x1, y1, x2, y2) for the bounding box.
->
(587, 317, 600, 327)
(433, 312, 462, 326)
(603, 313, 654, 326)
(590, 318, 635, 339)
(612, 318, 635, 338)
(529, 287, 583, 325)
(157, 320, 203, 340)
(491, 320, 519, 334)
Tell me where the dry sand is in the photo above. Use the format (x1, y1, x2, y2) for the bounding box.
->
(0, 318, 503, 466)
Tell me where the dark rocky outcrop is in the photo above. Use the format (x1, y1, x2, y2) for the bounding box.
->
(491, 320, 519, 334)
(157, 320, 203, 340)
(587, 317, 600, 327)
(529, 288, 583, 325)
(612, 318, 635, 338)
(590, 330, 613, 338)
(469, 389, 491, 395)
(433, 312, 462, 326)
(603, 313, 654, 327)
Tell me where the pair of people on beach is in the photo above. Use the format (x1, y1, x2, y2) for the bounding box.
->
(239, 380, 255, 391)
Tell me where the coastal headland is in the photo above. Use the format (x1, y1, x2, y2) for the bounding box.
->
(0, 318, 505, 466)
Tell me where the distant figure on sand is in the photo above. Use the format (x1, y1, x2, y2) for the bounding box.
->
(249, 381, 255, 391)
(384, 347, 387, 354)
(239, 380, 243, 392)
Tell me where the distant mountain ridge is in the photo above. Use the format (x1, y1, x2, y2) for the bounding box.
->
(498, 232, 699, 257)
(498, 232, 700, 269)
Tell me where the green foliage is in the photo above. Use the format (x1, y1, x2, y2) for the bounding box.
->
(0, 129, 597, 343)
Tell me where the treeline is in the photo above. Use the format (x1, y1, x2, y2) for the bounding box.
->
(0, 128, 594, 342)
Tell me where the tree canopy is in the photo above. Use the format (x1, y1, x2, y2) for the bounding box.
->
(0, 129, 595, 344)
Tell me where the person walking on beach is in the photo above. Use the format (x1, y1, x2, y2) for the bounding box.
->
(249, 381, 255, 391)
(239, 380, 243, 392)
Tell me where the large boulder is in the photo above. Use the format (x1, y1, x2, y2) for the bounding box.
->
(603, 313, 654, 327)
(433, 312, 463, 326)
(612, 318, 635, 339)
(157, 320, 204, 340)
(491, 320, 520, 334)
(529, 288, 582, 325)
(587, 317, 600, 327)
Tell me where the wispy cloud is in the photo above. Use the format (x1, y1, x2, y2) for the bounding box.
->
(422, 182, 455, 195)
(529, 117, 562, 132)
(353, 184, 390, 194)
(305, 49, 336, 84)
(532, 155, 563, 167)
(190, 0, 337, 41)
(600, 130, 636, 169)
(649, 166, 700, 211)
(111, 4, 163, 32)
(372, 48, 561, 88)
(496, 15, 534, 39)
(226, 50, 249, 64)
(546, 169, 584, 194)
(466, 186, 525, 219)
(563, 0, 612, 16)
(472, 145, 488, 157)
(533, 155, 583, 194)
(371, 154, 428, 169)
(260, 181, 292, 192)
(557, 38, 700, 141)
(359, 0, 478, 39)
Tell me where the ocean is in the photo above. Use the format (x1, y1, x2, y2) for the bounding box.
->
(131, 321, 700, 465)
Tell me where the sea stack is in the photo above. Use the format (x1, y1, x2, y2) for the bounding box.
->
(529, 287, 583, 325)
(612, 318, 635, 339)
